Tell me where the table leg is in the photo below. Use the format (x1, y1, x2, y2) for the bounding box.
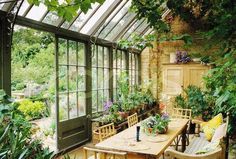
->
(181, 125, 187, 152)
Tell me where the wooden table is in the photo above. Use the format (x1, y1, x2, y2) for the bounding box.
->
(96, 118, 189, 158)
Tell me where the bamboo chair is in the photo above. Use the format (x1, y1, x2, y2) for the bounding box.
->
(83, 146, 127, 159)
(171, 108, 192, 149)
(98, 123, 116, 142)
(127, 113, 138, 128)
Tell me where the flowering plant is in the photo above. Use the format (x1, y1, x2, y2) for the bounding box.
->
(104, 101, 113, 113)
(142, 113, 170, 134)
(175, 51, 191, 64)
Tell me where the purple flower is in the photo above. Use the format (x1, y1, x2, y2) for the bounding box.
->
(161, 112, 169, 120)
(104, 101, 113, 112)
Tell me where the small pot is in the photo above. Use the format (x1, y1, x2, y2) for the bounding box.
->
(118, 111, 128, 119)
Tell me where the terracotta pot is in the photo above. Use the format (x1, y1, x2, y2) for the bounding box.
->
(118, 111, 128, 119)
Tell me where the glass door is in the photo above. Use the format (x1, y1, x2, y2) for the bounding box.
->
(55, 36, 90, 151)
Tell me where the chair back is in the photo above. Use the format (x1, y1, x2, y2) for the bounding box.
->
(98, 123, 116, 142)
(83, 146, 127, 159)
(172, 108, 192, 119)
(127, 113, 138, 128)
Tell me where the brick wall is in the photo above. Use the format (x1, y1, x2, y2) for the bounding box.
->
(141, 16, 204, 100)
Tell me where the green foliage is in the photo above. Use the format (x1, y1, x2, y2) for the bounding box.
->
(118, 33, 156, 50)
(174, 85, 213, 120)
(0, 90, 54, 159)
(17, 99, 47, 120)
(142, 113, 170, 134)
(130, 0, 169, 32)
(27, 0, 105, 21)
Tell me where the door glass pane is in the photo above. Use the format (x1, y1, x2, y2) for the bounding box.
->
(78, 92, 86, 116)
(59, 93, 68, 121)
(68, 66, 77, 91)
(58, 39, 67, 65)
(59, 66, 67, 92)
(69, 93, 77, 119)
(104, 48, 109, 68)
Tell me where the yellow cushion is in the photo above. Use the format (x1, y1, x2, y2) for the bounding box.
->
(201, 113, 223, 141)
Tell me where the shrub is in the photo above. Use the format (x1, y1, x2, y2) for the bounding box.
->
(18, 99, 46, 120)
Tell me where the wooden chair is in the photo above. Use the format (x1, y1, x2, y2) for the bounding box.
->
(127, 113, 138, 128)
(83, 146, 127, 159)
(171, 108, 192, 149)
(98, 123, 116, 142)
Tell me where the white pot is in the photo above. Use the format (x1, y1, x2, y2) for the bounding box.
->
(169, 53, 176, 63)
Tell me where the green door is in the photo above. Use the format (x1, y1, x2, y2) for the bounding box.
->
(55, 36, 91, 151)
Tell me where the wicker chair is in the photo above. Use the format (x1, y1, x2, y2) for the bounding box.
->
(97, 123, 116, 142)
(83, 146, 127, 159)
(127, 113, 138, 128)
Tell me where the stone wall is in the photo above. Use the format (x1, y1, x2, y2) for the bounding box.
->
(140, 16, 204, 100)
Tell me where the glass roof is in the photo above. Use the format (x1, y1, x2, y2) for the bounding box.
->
(0, 0, 169, 48)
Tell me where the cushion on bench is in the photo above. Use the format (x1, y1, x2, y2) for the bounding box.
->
(184, 133, 210, 154)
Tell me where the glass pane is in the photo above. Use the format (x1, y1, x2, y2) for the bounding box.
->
(80, 0, 115, 34)
(98, 1, 131, 39)
(69, 93, 77, 119)
(78, 92, 86, 116)
(58, 66, 67, 92)
(69, 41, 77, 65)
(104, 69, 109, 89)
(117, 51, 121, 68)
(94, 0, 128, 37)
(92, 68, 97, 90)
(113, 50, 117, 68)
(78, 67, 85, 90)
(105, 13, 136, 41)
(61, 10, 82, 29)
(113, 69, 116, 88)
(78, 42, 85, 65)
(122, 20, 144, 39)
(58, 38, 67, 65)
(92, 46, 97, 66)
(59, 93, 68, 121)
(97, 68, 103, 89)
(97, 46, 103, 67)
(26, 4, 47, 21)
(98, 90, 104, 111)
(122, 51, 126, 69)
(104, 47, 109, 68)
(134, 21, 148, 34)
(68, 66, 77, 91)
(104, 89, 109, 103)
(18, 0, 30, 16)
(92, 91, 97, 113)
(43, 12, 59, 26)
(69, 3, 99, 32)
(113, 89, 117, 101)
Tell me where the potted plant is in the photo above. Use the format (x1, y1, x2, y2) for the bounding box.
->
(141, 113, 170, 135)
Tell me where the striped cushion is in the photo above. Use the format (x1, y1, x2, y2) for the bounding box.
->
(184, 133, 210, 154)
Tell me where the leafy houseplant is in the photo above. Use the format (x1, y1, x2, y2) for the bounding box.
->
(141, 113, 170, 135)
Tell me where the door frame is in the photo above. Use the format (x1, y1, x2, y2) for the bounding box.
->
(55, 35, 92, 152)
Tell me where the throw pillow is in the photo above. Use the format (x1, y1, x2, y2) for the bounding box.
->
(211, 123, 227, 142)
(201, 113, 223, 141)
